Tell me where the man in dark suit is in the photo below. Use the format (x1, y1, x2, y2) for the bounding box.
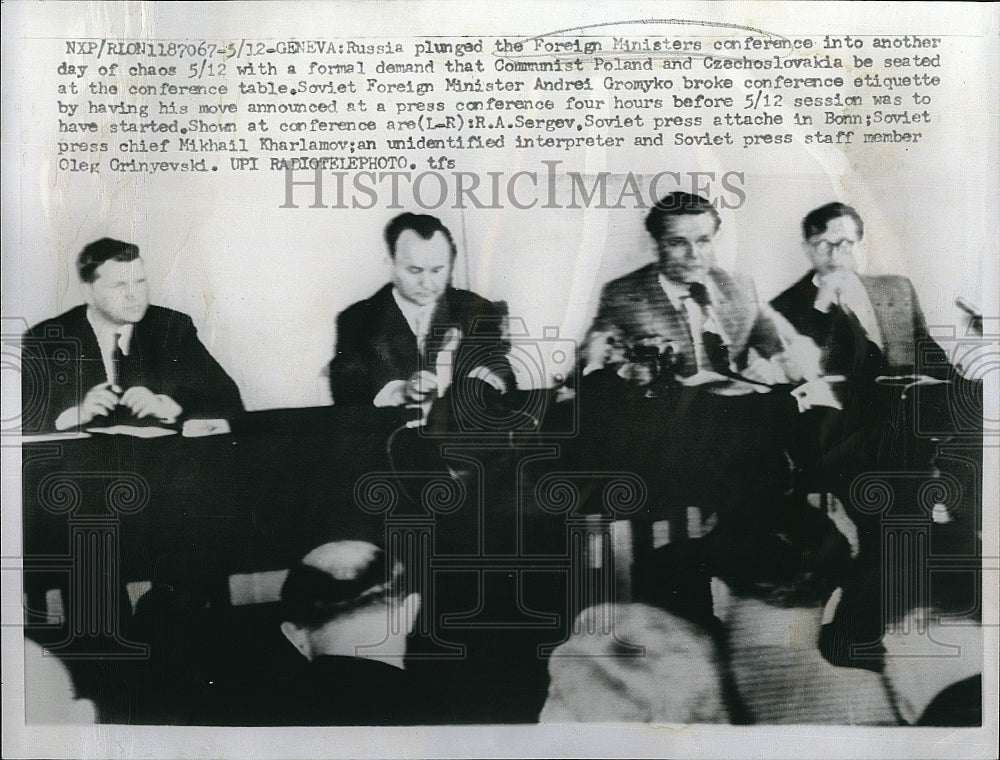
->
(770, 201, 950, 380)
(328, 213, 513, 408)
(21, 237, 243, 432)
(768, 201, 960, 489)
(770, 203, 971, 672)
(270, 540, 427, 725)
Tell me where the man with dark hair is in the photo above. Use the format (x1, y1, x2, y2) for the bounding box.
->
(770, 201, 949, 379)
(584, 192, 817, 384)
(21, 237, 243, 432)
(274, 541, 424, 725)
(577, 192, 822, 616)
(771, 203, 981, 673)
(328, 212, 513, 406)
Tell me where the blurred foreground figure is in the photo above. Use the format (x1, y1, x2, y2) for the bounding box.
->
(711, 505, 900, 724)
(274, 541, 424, 725)
(23, 638, 97, 724)
(539, 603, 728, 723)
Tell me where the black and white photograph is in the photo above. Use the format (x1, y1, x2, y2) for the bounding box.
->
(2, 2, 997, 758)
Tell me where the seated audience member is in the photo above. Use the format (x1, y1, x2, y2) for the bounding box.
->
(327, 212, 513, 411)
(273, 541, 424, 725)
(583, 191, 819, 389)
(709, 505, 900, 725)
(770, 201, 951, 381)
(539, 603, 728, 723)
(880, 522, 983, 726)
(916, 676, 982, 727)
(21, 237, 243, 432)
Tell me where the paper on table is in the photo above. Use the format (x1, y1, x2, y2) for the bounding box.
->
(678, 370, 731, 387)
(86, 425, 178, 438)
(791, 379, 843, 413)
(181, 419, 232, 437)
(19, 431, 92, 443)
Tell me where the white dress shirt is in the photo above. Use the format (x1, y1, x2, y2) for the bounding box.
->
(86, 310, 134, 388)
(658, 274, 725, 373)
(391, 288, 436, 352)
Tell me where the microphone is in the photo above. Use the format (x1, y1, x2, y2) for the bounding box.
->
(955, 297, 982, 334)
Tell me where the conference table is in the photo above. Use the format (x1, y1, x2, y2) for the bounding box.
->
(22, 378, 978, 625)
(18, 377, 981, 722)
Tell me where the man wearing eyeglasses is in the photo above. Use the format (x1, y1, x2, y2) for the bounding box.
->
(771, 202, 962, 672)
(770, 202, 949, 379)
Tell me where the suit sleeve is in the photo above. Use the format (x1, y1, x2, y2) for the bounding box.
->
(589, 282, 625, 335)
(908, 279, 952, 378)
(454, 296, 514, 392)
(328, 305, 380, 405)
(169, 316, 244, 418)
(741, 278, 785, 363)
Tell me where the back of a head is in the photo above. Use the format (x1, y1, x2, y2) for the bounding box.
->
(77, 237, 140, 283)
(280, 541, 404, 629)
(540, 603, 727, 723)
(710, 506, 851, 609)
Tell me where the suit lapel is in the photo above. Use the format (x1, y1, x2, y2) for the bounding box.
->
(68, 306, 109, 390)
(635, 266, 698, 374)
(860, 275, 893, 346)
(782, 272, 830, 345)
(424, 290, 457, 365)
(707, 269, 751, 349)
(640, 266, 681, 323)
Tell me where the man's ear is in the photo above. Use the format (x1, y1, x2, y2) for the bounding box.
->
(280, 621, 311, 660)
(81, 282, 94, 306)
(402, 593, 421, 635)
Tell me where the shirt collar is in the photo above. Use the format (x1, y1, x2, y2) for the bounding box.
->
(658, 272, 711, 309)
(391, 287, 437, 319)
(86, 308, 135, 352)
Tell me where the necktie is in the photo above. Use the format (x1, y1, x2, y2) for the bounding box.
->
(110, 332, 125, 387)
(414, 309, 430, 353)
(687, 282, 710, 308)
(684, 283, 727, 373)
(829, 297, 883, 377)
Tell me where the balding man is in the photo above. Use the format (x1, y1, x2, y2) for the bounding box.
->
(327, 212, 513, 408)
(274, 541, 424, 725)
